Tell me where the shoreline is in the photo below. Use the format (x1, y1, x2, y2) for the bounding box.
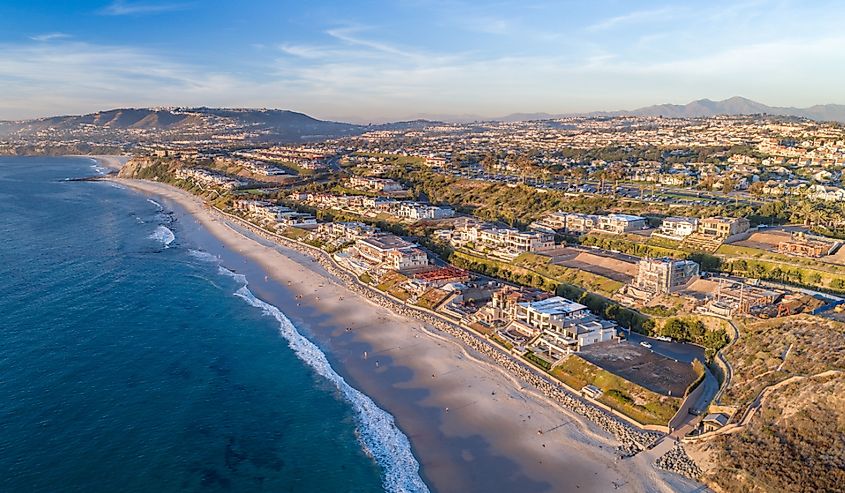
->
(110, 177, 703, 493)
(69, 154, 130, 171)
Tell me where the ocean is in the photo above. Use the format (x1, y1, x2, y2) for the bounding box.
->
(0, 156, 427, 493)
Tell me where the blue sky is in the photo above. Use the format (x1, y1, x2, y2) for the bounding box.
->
(0, 0, 843, 121)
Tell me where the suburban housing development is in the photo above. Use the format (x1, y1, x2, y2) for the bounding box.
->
(9, 107, 845, 493)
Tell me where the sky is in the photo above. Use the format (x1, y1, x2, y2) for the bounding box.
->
(0, 0, 844, 122)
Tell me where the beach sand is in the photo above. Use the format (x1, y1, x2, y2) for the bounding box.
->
(73, 154, 130, 171)
(112, 178, 703, 493)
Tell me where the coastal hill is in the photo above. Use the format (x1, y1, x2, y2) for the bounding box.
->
(0, 107, 364, 142)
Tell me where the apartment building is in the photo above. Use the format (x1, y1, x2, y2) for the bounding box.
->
(596, 213, 648, 234)
(632, 257, 700, 295)
(529, 211, 568, 233)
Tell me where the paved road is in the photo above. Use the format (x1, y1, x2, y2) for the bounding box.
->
(625, 331, 706, 364)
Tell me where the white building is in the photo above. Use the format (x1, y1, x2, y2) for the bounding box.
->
(396, 202, 455, 220)
(458, 224, 554, 256)
(355, 234, 429, 271)
(596, 214, 647, 234)
(516, 297, 617, 357)
(654, 217, 699, 240)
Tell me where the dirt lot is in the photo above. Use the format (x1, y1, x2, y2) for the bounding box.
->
(675, 278, 720, 301)
(547, 247, 638, 283)
(821, 244, 845, 266)
(729, 230, 793, 251)
(579, 340, 698, 396)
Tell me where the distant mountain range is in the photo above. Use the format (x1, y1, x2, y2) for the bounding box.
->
(492, 97, 845, 123)
(2, 97, 843, 147)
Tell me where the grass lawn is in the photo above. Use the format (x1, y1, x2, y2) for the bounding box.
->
(415, 288, 450, 310)
(581, 232, 681, 259)
(280, 227, 310, 241)
(376, 271, 408, 292)
(490, 334, 514, 350)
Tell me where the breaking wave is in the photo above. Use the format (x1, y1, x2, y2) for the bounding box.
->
(189, 249, 220, 263)
(149, 225, 175, 247)
(218, 266, 429, 493)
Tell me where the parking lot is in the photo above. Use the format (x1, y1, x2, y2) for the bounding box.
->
(579, 340, 698, 397)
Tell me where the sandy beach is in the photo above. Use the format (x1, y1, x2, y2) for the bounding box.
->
(111, 177, 703, 493)
(73, 154, 130, 171)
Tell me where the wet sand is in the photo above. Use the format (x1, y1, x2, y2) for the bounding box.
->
(112, 177, 703, 493)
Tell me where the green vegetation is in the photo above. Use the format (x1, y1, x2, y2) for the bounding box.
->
(449, 249, 560, 292)
(513, 253, 624, 294)
(415, 288, 450, 310)
(279, 226, 310, 241)
(490, 334, 514, 350)
(551, 355, 680, 425)
(640, 304, 678, 317)
(581, 232, 683, 258)
(653, 317, 729, 359)
(524, 351, 552, 370)
(721, 256, 845, 294)
(375, 271, 412, 301)
(385, 167, 619, 227)
(684, 360, 707, 397)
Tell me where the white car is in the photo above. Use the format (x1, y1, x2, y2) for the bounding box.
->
(640, 341, 653, 349)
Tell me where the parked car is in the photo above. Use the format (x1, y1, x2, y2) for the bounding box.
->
(640, 341, 653, 349)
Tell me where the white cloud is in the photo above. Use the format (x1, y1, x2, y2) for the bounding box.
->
(29, 33, 72, 42)
(99, 1, 193, 16)
(0, 41, 254, 119)
(586, 7, 681, 31)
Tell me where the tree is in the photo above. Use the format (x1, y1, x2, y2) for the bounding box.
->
(748, 181, 765, 196)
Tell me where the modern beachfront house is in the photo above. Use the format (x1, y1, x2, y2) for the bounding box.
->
(654, 216, 699, 240)
(506, 296, 618, 360)
(354, 234, 429, 272)
(698, 216, 750, 239)
(596, 214, 648, 234)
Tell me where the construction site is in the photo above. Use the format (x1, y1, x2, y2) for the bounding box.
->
(678, 277, 784, 318)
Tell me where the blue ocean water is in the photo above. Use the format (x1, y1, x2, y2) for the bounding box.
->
(0, 157, 425, 492)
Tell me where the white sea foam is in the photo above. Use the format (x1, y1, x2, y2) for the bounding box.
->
(217, 266, 248, 285)
(147, 198, 163, 210)
(223, 270, 429, 493)
(149, 225, 175, 247)
(90, 163, 107, 175)
(189, 249, 220, 263)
